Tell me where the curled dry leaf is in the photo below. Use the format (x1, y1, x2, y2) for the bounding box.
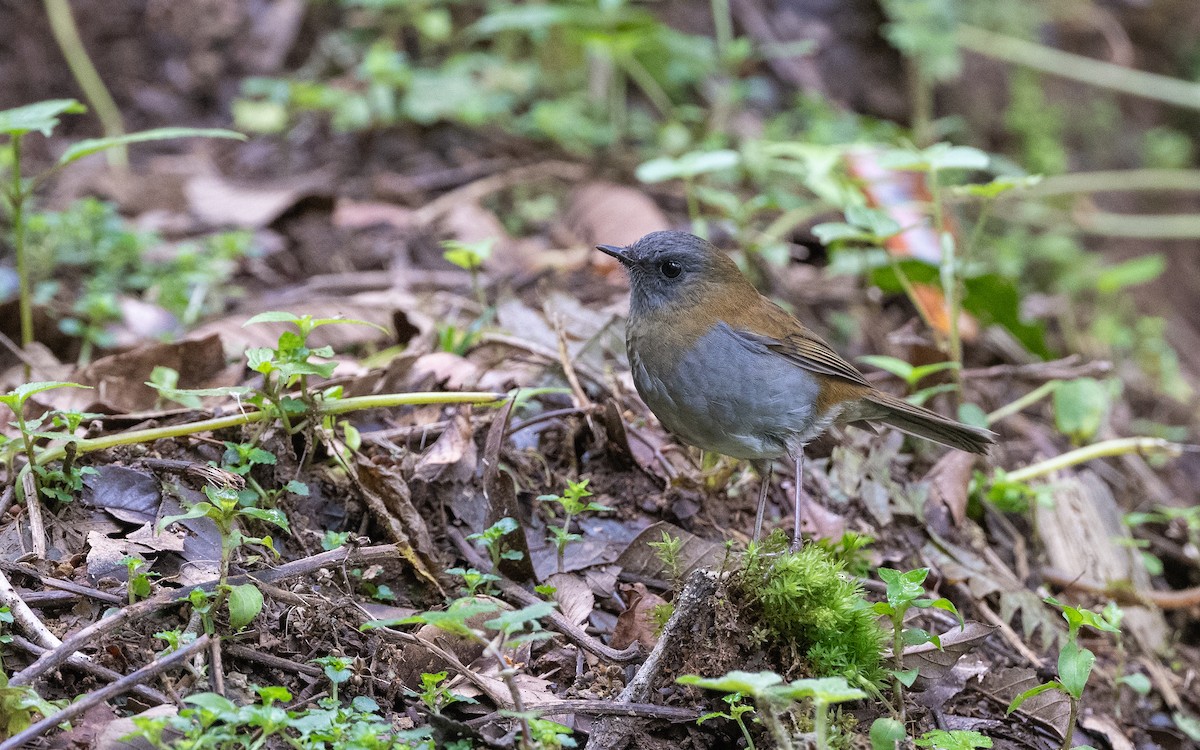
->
(413, 414, 476, 484)
(611, 582, 667, 651)
(923, 450, 976, 533)
(185, 172, 329, 229)
(544, 572, 595, 628)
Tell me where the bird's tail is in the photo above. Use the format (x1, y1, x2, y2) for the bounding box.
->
(855, 391, 995, 454)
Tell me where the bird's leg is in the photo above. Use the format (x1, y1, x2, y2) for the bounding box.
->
(752, 459, 771, 544)
(789, 450, 805, 552)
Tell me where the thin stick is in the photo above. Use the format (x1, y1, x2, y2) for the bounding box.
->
(0, 570, 61, 649)
(0, 635, 210, 750)
(10, 635, 169, 705)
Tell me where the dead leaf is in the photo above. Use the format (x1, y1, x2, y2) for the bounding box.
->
(185, 173, 328, 229)
(980, 667, 1070, 738)
(1079, 713, 1135, 750)
(408, 352, 480, 391)
(354, 456, 439, 577)
(611, 582, 667, 651)
(544, 572, 595, 628)
(563, 181, 669, 276)
(895, 621, 995, 683)
(82, 467, 162, 525)
(333, 199, 417, 231)
(413, 415, 476, 484)
(617, 522, 725, 583)
(923, 451, 976, 532)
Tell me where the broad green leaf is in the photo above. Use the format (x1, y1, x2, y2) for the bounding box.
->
(893, 668, 919, 687)
(226, 583, 264, 629)
(771, 676, 866, 705)
(870, 717, 908, 750)
(244, 311, 301, 326)
(636, 149, 740, 183)
(901, 627, 938, 648)
(58, 128, 246, 167)
(158, 503, 215, 530)
(184, 692, 237, 715)
(1053, 378, 1110, 443)
(240, 507, 291, 532)
(915, 728, 993, 749)
(0, 99, 84, 137)
(677, 670, 783, 699)
(1118, 673, 1151, 696)
(928, 597, 963, 627)
(951, 174, 1042, 199)
(1057, 640, 1095, 699)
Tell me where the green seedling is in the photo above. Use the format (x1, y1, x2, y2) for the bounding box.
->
(159, 484, 289, 631)
(537, 478, 611, 573)
(872, 567, 961, 722)
(0, 99, 242, 363)
(648, 530, 684, 590)
(1053, 377, 1112, 444)
(312, 655, 354, 703)
(409, 670, 476, 714)
(467, 517, 525, 571)
(446, 567, 500, 596)
(217, 441, 308, 507)
(0, 606, 12, 673)
(696, 691, 758, 750)
(0, 671, 63, 740)
(1008, 597, 1120, 750)
(679, 670, 865, 750)
(441, 237, 493, 307)
(243, 311, 387, 436)
(152, 629, 196, 657)
(121, 555, 158, 606)
(812, 532, 875, 577)
(0, 381, 92, 503)
(366, 597, 559, 750)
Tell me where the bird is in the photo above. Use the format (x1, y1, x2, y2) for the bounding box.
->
(597, 230, 995, 548)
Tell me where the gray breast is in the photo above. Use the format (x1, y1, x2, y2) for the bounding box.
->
(630, 322, 825, 460)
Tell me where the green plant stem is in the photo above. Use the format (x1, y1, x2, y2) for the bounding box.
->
(956, 24, 1200, 112)
(1006, 437, 1188, 484)
(1017, 169, 1200, 198)
(735, 715, 756, 750)
(1062, 696, 1078, 750)
(985, 380, 1060, 426)
(929, 169, 963, 394)
(813, 703, 829, 750)
(710, 0, 733, 63)
(890, 616, 905, 724)
(18, 392, 506, 502)
(43, 0, 127, 168)
(10, 136, 33, 361)
(887, 254, 942, 341)
(908, 61, 933, 146)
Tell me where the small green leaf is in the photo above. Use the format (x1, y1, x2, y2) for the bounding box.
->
(636, 149, 740, 183)
(857, 355, 915, 383)
(1095, 254, 1166, 294)
(870, 717, 908, 750)
(1118, 673, 1151, 696)
(893, 668, 919, 687)
(1053, 378, 1110, 442)
(484, 601, 556, 635)
(58, 128, 246, 167)
(771, 676, 866, 705)
(1007, 680, 1062, 713)
(0, 99, 85, 137)
(226, 583, 264, 629)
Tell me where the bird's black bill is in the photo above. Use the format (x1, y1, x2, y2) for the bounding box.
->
(595, 244, 632, 265)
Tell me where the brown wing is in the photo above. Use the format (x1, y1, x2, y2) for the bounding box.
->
(733, 327, 873, 388)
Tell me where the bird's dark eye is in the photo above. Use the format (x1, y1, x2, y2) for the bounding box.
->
(659, 260, 683, 278)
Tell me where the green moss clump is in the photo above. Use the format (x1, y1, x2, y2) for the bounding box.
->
(735, 534, 884, 681)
